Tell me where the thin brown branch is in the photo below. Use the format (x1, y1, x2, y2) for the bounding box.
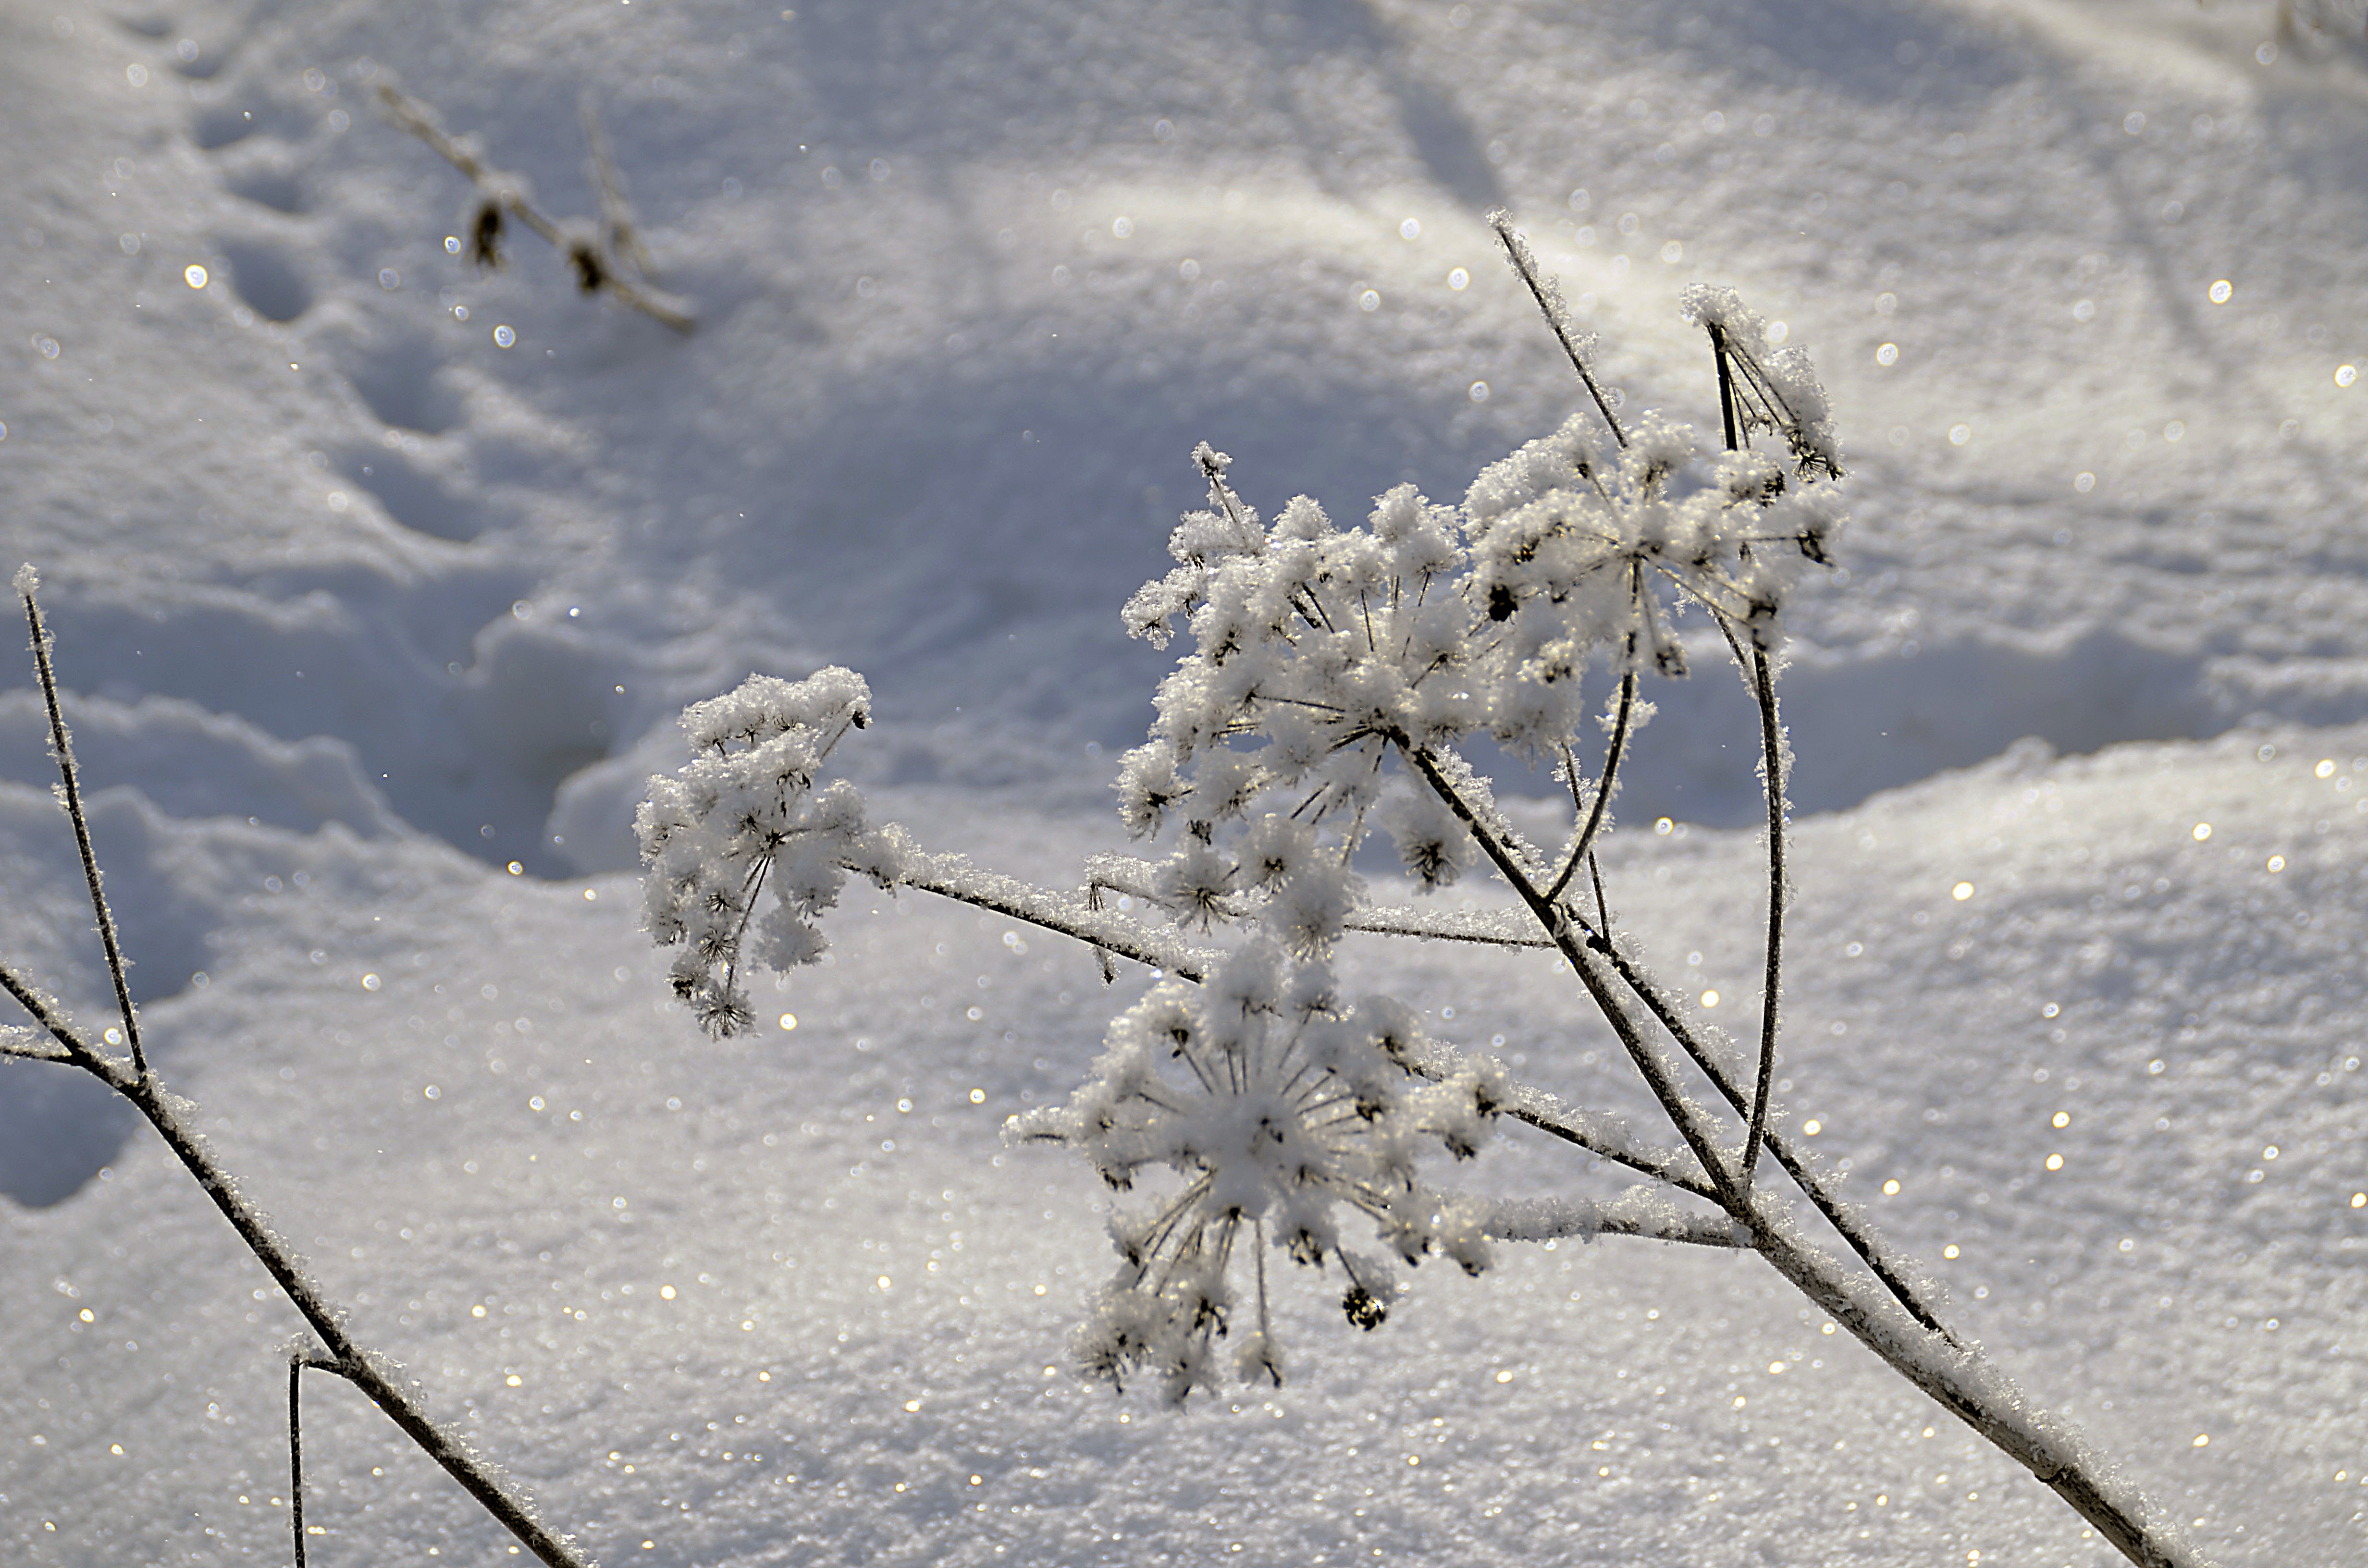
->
(375, 83, 694, 334)
(20, 581, 148, 1080)
(1741, 645, 1786, 1186)
(1543, 661, 1636, 903)
(1486, 210, 1627, 448)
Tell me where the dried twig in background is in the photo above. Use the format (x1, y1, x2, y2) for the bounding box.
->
(377, 82, 694, 335)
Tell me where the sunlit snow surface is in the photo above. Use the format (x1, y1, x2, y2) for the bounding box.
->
(2, 0, 2367, 1563)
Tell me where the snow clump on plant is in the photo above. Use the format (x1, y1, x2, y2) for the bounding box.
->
(636, 667, 901, 1036)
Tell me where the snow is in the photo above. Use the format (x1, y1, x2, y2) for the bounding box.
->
(3, 0, 2367, 1563)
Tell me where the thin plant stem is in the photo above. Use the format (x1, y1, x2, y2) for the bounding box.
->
(1397, 742, 1743, 1200)
(21, 586, 148, 1081)
(1543, 662, 1636, 904)
(1711, 324, 1741, 451)
(1591, 937, 1948, 1337)
(289, 1358, 308, 1568)
(67, 1029, 592, 1567)
(1398, 728, 1950, 1335)
(1741, 644, 1785, 1186)
(289, 1353, 349, 1568)
(375, 84, 694, 334)
(1705, 320, 1788, 1188)
(1398, 738, 2192, 1565)
(578, 92, 654, 279)
(1486, 211, 1627, 448)
(868, 845, 1720, 1201)
(0, 584, 597, 1568)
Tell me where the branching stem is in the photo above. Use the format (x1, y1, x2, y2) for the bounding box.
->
(1399, 736, 2190, 1565)
(375, 84, 694, 334)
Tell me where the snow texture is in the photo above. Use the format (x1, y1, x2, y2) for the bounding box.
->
(3, 1, 2367, 1565)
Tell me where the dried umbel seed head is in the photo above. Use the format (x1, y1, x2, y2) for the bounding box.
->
(1007, 953, 1503, 1405)
(469, 200, 506, 271)
(567, 238, 606, 294)
(636, 667, 903, 1037)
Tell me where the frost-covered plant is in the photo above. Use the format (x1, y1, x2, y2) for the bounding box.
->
(640, 214, 2206, 1568)
(1009, 948, 1502, 1401)
(635, 667, 897, 1035)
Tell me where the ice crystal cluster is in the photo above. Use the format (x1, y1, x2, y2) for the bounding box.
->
(636, 667, 896, 1035)
(1116, 317, 1838, 898)
(1009, 947, 1505, 1403)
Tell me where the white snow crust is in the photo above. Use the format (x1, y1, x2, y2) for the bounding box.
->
(2, 0, 2366, 1564)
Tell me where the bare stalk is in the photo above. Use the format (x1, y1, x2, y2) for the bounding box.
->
(1741, 644, 1786, 1186)
(863, 842, 1724, 1204)
(1542, 662, 1636, 904)
(579, 92, 654, 279)
(1485, 210, 1626, 448)
(21, 585, 148, 1080)
(289, 1358, 309, 1568)
(4, 975, 597, 1567)
(1396, 736, 2196, 1566)
(1590, 936, 1947, 1336)
(375, 84, 694, 334)
(1705, 322, 1791, 1189)
(1711, 322, 1742, 451)
(1397, 745, 1743, 1193)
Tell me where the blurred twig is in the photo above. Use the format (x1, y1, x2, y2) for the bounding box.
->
(376, 83, 694, 335)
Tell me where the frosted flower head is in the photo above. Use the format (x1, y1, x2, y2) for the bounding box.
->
(1113, 299, 1842, 893)
(1011, 947, 1503, 1404)
(1460, 405, 1839, 749)
(636, 667, 903, 1036)
(1679, 284, 1843, 480)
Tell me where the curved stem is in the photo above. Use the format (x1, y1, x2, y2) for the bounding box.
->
(1391, 730, 1948, 1335)
(1742, 644, 1785, 1187)
(1592, 937, 1948, 1338)
(115, 1063, 594, 1568)
(1543, 663, 1636, 904)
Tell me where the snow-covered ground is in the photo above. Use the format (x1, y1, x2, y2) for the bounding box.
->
(2, 0, 2365, 1562)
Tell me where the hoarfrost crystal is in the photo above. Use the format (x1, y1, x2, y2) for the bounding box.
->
(1008, 945, 1504, 1404)
(636, 668, 900, 1036)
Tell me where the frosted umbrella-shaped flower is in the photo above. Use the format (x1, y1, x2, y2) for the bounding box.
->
(1009, 943, 1503, 1405)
